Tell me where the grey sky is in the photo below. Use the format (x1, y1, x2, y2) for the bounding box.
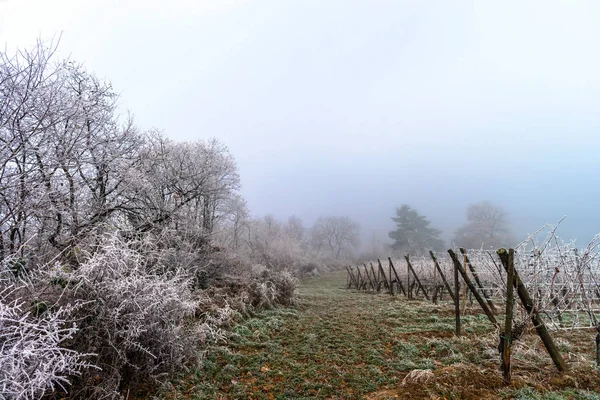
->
(2, 0, 600, 244)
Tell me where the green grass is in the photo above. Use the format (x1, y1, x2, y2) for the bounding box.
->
(159, 272, 600, 399)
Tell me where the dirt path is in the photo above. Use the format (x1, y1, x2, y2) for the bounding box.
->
(163, 272, 600, 400)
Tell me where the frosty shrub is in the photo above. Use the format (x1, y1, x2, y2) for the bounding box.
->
(212, 268, 297, 311)
(270, 270, 297, 307)
(46, 235, 199, 399)
(0, 286, 91, 400)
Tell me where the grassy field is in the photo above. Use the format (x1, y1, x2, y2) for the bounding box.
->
(160, 272, 600, 399)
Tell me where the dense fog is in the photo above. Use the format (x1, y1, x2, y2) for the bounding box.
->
(3, 1, 599, 248)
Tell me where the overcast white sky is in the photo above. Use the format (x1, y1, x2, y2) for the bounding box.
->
(2, 0, 600, 244)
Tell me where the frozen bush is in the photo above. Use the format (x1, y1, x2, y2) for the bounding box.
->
(270, 270, 297, 306)
(0, 286, 91, 400)
(46, 235, 199, 399)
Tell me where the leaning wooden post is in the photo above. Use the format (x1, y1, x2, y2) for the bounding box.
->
(501, 248, 515, 384)
(429, 251, 456, 303)
(431, 249, 438, 304)
(363, 264, 375, 290)
(361, 266, 369, 290)
(461, 252, 468, 314)
(453, 251, 461, 336)
(356, 267, 365, 290)
(389, 257, 407, 297)
(448, 250, 498, 327)
(388, 259, 395, 295)
(460, 248, 498, 314)
(346, 266, 357, 289)
(370, 263, 379, 292)
(405, 254, 430, 301)
(497, 248, 567, 372)
(361, 264, 370, 290)
(363, 264, 375, 291)
(377, 259, 391, 294)
(406, 256, 412, 299)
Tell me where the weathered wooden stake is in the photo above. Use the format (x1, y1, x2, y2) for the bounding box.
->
(429, 251, 456, 303)
(461, 253, 468, 314)
(388, 259, 394, 295)
(454, 252, 461, 336)
(346, 266, 358, 289)
(370, 263, 379, 292)
(356, 267, 364, 290)
(407, 257, 411, 299)
(360, 264, 368, 290)
(497, 248, 567, 372)
(388, 258, 407, 297)
(501, 248, 515, 384)
(405, 254, 430, 300)
(449, 250, 498, 327)
(363, 264, 375, 291)
(461, 248, 498, 314)
(377, 259, 392, 294)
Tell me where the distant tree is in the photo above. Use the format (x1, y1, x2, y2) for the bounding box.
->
(388, 205, 444, 254)
(284, 216, 305, 242)
(215, 194, 249, 250)
(452, 201, 513, 249)
(311, 216, 360, 260)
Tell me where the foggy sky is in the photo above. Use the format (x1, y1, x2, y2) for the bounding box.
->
(2, 0, 600, 245)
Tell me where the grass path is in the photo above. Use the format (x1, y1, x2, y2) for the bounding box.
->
(163, 272, 600, 400)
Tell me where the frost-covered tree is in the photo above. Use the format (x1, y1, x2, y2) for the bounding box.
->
(311, 216, 360, 260)
(0, 41, 241, 266)
(124, 135, 239, 241)
(388, 205, 444, 254)
(214, 194, 250, 251)
(0, 41, 142, 265)
(452, 201, 513, 249)
(284, 216, 305, 242)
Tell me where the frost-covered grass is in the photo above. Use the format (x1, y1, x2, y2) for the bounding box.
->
(159, 271, 600, 400)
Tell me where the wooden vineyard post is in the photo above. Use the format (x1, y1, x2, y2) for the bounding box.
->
(454, 251, 461, 336)
(407, 257, 412, 299)
(360, 267, 368, 290)
(377, 259, 392, 294)
(448, 250, 498, 327)
(429, 251, 456, 303)
(388, 258, 394, 295)
(363, 264, 370, 291)
(347, 266, 353, 289)
(388, 257, 407, 297)
(363, 264, 375, 291)
(461, 252, 468, 314)
(501, 248, 515, 384)
(356, 267, 364, 290)
(346, 266, 358, 289)
(370, 263, 379, 292)
(405, 255, 430, 301)
(497, 248, 567, 372)
(460, 248, 498, 314)
(432, 250, 438, 304)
